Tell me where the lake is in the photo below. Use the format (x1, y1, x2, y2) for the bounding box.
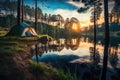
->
(32, 36, 120, 69)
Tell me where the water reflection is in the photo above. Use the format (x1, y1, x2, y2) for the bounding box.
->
(89, 47, 100, 65)
(30, 37, 120, 80)
(65, 38, 80, 50)
(108, 46, 119, 69)
(31, 37, 120, 68)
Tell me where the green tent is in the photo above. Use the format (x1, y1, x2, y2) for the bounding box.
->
(7, 22, 37, 36)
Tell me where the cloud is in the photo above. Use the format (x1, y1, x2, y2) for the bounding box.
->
(54, 9, 92, 27)
(66, 0, 84, 8)
(108, 1, 114, 11)
(54, 9, 90, 20)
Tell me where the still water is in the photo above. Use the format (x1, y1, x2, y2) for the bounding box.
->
(31, 37, 120, 68)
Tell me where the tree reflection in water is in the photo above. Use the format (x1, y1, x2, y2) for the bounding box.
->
(108, 46, 119, 69)
(89, 47, 100, 65)
(30, 37, 120, 68)
(30, 38, 80, 55)
(30, 37, 120, 80)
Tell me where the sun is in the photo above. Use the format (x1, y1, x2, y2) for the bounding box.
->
(72, 23, 78, 31)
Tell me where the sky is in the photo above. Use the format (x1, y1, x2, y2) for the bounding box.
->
(25, 0, 114, 27)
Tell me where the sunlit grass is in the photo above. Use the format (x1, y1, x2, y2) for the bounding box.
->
(0, 34, 52, 41)
(0, 27, 9, 36)
(0, 36, 40, 41)
(0, 41, 27, 56)
(38, 34, 53, 39)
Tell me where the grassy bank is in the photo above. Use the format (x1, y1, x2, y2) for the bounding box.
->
(0, 27, 53, 42)
(0, 25, 80, 80)
(29, 60, 80, 80)
(0, 35, 80, 80)
(0, 27, 9, 36)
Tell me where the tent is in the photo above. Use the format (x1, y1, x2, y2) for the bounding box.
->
(7, 22, 37, 36)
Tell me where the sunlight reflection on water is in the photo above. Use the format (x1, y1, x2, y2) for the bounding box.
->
(31, 37, 120, 68)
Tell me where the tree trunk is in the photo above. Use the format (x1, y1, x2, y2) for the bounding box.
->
(35, 44, 39, 63)
(101, 0, 109, 80)
(17, 0, 21, 25)
(113, 13, 115, 22)
(118, 15, 120, 23)
(35, 0, 38, 33)
(40, 15, 43, 34)
(109, 13, 112, 24)
(21, 0, 24, 22)
(93, 3, 96, 64)
(115, 14, 118, 22)
(117, 13, 119, 23)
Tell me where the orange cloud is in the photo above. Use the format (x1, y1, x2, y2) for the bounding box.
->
(79, 20, 92, 27)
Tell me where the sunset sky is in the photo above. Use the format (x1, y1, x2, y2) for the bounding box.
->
(25, 0, 114, 27)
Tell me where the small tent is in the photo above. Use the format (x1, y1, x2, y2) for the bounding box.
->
(7, 22, 37, 36)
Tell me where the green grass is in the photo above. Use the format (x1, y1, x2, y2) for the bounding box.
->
(0, 41, 27, 56)
(29, 60, 58, 80)
(38, 34, 53, 39)
(57, 69, 80, 80)
(0, 27, 9, 36)
(0, 41, 23, 76)
(0, 36, 39, 41)
(0, 41, 27, 78)
(30, 62, 44, 74)
(29, 60, 81, 80)
(0, 34, 52, 42)
(29, 60, 57, 74)
(0, 27, 53, 41)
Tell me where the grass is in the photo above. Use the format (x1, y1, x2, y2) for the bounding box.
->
(0, 26, 38, 41)
(0, 34, 52, 42)
(0, 40, 27, 79)
(29, 60, 59, 80)
(29, 60, 81, 80)
(0, 27, 80, 80)
(0, 41, 27, 56)
(0, 27, 53, 42)
(0, 36, 39, 41)
(38, 34, 53, 39)
(57, 69, 79, 80)
(0, 27, 9, 36)
(29, 60, 57, 74)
